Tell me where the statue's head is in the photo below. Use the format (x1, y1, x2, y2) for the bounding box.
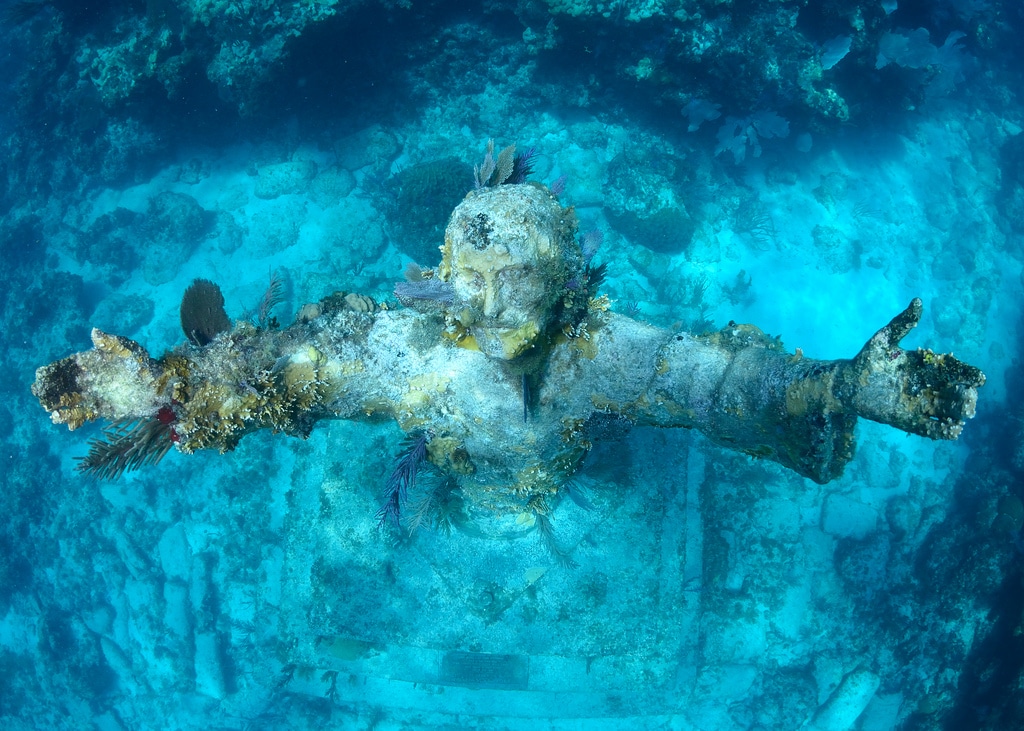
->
(439, 184, 583, 360)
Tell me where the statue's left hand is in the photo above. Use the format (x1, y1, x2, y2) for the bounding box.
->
(843, 298, 985, 440)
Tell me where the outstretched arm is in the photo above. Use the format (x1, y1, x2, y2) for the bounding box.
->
(32, 305, 391, 477)
(637, 299, 984, 483)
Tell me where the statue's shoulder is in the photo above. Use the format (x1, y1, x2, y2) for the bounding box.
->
(586, 312, 670, 355)
(365, 308, 452, 355)
(548, 313, 669, 378)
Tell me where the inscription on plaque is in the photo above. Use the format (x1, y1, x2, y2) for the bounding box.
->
(439, 651, 529, 690)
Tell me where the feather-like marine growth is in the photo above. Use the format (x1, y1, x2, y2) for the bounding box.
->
(473, 141, 537, 188)
(406, 475, 461, 536)
(509, 148, 538, 184)
(394, 278, 456, 306)
(585, 262, 608, 295)
(254, 270, 285, 329)
(535, 512, 578, 569)
(376, 430, 429, 529)
(76, 409, 178, 480)
(563, 479, 594, 511)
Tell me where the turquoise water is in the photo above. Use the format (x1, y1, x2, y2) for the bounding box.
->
(1, 2, 1022, 729)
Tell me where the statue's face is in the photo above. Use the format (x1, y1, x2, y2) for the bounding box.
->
(450, 239, 559, 359)
(441, 185, 580, 360)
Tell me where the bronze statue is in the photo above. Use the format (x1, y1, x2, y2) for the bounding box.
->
(31, 181, 985, 531)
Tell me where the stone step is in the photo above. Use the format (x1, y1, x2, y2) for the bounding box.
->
(286, 645, 686, 723)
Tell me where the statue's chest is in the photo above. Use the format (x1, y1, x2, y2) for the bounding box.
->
(396, 346, 592, 474)
(448, 364, 531, 437)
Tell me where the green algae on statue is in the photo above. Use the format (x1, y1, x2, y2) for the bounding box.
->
(32, 182, 985, 530)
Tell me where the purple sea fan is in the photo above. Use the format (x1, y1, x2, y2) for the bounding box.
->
(394, 279, 456, 306)
(376, 431, 429, 529)
(581, 229, 603, 264)
(509, 147, 538, 184)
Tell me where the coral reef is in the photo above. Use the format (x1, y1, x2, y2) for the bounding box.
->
(1, 0, 995, 224)
(380, 157, 474, 264)
(604, 145, 698, 255)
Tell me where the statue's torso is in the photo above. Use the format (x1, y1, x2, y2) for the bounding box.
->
(327, 310, 669, 515)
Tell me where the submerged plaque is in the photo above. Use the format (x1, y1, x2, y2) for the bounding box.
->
(440, 651, 530, 690)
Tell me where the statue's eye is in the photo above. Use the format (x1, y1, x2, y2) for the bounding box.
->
(466, 272, 485, 293)
(498, 267, 529, 284)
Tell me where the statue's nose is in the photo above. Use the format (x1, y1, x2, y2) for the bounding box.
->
(481, 287, 499, 317)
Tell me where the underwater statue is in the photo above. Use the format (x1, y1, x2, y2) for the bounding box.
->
(32, 182, 985, 528)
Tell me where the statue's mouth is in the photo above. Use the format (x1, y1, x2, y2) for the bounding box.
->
(474, 322, 541, 359)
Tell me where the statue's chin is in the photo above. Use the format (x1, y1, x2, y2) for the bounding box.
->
(473, 322, 541, 360)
